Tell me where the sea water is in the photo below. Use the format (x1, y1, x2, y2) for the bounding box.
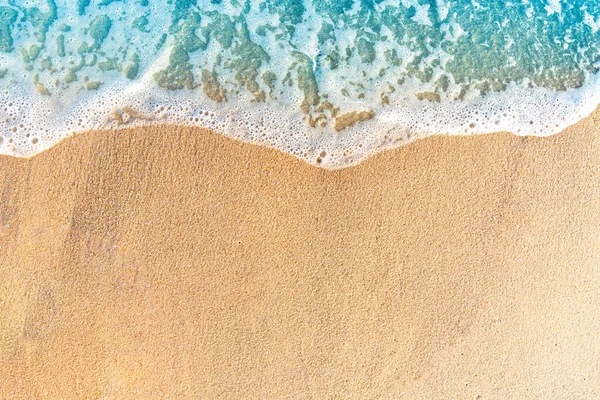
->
(0, 0, 599, 168)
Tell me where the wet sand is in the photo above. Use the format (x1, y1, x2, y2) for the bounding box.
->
(1, 111, 600, 398)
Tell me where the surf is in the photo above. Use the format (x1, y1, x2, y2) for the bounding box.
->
(0, 0, 598, 167)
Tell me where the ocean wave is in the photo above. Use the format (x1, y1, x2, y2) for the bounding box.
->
(0, 0, 599, 167)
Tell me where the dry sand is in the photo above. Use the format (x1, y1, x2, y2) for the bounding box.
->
(1, 110, 600, 399)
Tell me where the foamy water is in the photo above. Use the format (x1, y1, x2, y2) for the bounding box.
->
(0, 0, 599, 167)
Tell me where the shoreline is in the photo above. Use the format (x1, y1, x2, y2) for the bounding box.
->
(3, 100, 600, 170)
(2, 104, 598, 170)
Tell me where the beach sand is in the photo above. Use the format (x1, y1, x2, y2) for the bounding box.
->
(1, 110, 600, 398)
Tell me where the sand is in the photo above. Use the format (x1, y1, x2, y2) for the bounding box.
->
(1, 110, 600, 399)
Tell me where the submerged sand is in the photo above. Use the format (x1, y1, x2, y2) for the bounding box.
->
(1, 111, 600, 398)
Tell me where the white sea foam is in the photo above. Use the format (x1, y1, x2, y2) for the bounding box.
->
(1, 69, 598, 168)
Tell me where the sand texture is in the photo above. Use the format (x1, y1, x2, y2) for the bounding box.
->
(1, 112, 600, 398)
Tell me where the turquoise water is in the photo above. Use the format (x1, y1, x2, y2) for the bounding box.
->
(0, 0, 599, 167)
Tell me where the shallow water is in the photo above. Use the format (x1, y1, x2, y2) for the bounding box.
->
(0, 0, 599, 167)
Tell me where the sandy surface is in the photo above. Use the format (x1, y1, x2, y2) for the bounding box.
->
(1, 111, 600, 399)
